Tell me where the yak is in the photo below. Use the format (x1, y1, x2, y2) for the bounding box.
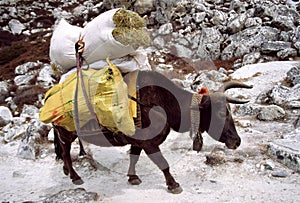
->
(53, 70, 252, 194)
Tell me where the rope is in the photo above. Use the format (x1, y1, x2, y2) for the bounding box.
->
(190, 94, 203, 152)
(74, 37, 102, 136)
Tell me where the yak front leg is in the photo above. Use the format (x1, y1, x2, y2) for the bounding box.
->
(78, 137, 87, 156)
(145, 147, 183, 194)
(127, 145, 142, 185)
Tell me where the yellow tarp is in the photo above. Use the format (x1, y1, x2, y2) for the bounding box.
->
(39, 59, 136, 136)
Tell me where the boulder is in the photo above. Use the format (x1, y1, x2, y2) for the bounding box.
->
(0, 106, 13, 127)
(266, 84, 300, 108)
(286, 65, 300, 86)
(261, 41, 292, 53)
(234, 103, 262, 117)
(221, 26, 280, 60)
(20, 104, 40, 120)
(42, 188, 99, 202)
(257, 105, 286, 121)
(134, 0, 155, 14)
(14, 75, 35, 86)
(268, 129, 300, 172)
(15, 61, 40, 75)
(17, 124, 36, 160)
(0, 81, 10, 104)
(8, 19, 25, 35)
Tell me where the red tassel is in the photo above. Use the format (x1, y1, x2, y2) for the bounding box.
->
(198, 87, 209, 95)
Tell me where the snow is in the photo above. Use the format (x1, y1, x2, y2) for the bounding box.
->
(1, 61, 300, 202)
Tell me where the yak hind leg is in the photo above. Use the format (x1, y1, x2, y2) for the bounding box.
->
(127, 145, 142, 185)
(55, 126, 84, 185)
(144, 146, 182, 194)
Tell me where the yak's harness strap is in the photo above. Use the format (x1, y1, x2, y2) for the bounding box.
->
(190, 93, 203, 152)
(74, 37, 102, 137)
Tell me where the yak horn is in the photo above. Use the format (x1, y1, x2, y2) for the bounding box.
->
(226, 96, 250, 104)
(219, 81, 253, 92)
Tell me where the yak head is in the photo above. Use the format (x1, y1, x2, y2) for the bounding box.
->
(198, 82, 252, 149)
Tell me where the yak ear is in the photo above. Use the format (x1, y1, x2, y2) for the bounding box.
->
(199, 95, 210, 110)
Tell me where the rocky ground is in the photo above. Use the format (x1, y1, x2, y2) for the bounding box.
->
(0, 0, 300, 202)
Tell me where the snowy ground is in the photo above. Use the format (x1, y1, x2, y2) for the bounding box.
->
(1, 62, 300, 202)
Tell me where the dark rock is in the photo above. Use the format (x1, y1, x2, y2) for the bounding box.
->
(271, 171, 289, 178)
(265, 84, 300, 108)
(43, 188, 99, 202)
(0, 81, 10, 104)
(286, 65, 300, 87)
(17, 125, 36, 160)
(257, 105, 286, 121)
(205, 152, 226, 166)
(268, 134, 300, 173)
(261, 41, 292, 53)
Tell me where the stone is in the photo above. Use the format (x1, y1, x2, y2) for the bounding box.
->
(47, 128, 55, 142)
(222, 26, 280, 60)
(0, 81, 9, 104)
(236, 119, 251, 128)
(152, 35, 166, 50)
(261, 41, 291, 53)
(17, 126, 36, 160)
(211, 10, 227, 26)
(14, 75, 35, 86)
(242, 52, 261, 66)
(8, 19, 25, 35)
(268, 135, 300, 173)
(272, 15, 295, 31)
(171, 44, 193, 59)
(271, 171, 289, 178)
(227, 13, 248, 34)
(294, 41, 300, 53)
(3, 122, 28, 143)
(42, 188, 99, 202)
(266, 84, 300, 108)
(72, 5, 86, 17)
(234, 103, 262, 117)
(190, 70, 228, 92)
(134, 0, 155, 14)
(264, 159, 275, 170)
(155, 0, 179, 24)
(277, 48, 298, 59)
(295, 117, 300, 129)
(36, 64, 55, 87)
(193, 12, 206, 23)
(197, 27, 223, 60)
(158, 23, 173, 35)
(257, 105, 286, 121)
(0, 106, 13, 127)
(20, 104, 40, 119)
(286, 101, 300, 109)
(245, 17, 262, 28)
(15, 61, 39, 75)
(286, 65, 300, 86)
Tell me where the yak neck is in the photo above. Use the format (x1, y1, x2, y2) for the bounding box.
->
(137, 71, 193, 132)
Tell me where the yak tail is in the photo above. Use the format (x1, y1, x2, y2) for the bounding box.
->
(53, 125, 63, 161)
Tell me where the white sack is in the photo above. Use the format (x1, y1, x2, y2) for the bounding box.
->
(49, 19, 82, 70)
(83, 50, 151, 73)
(60, 50, 151, 84)
(81, 8, 136, 64)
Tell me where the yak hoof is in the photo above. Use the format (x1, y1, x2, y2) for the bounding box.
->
(168, 185, 183, 194)
(128, 175, 142, 185)
(73, 178, 84, 185)
(63, 166, 69, 176)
